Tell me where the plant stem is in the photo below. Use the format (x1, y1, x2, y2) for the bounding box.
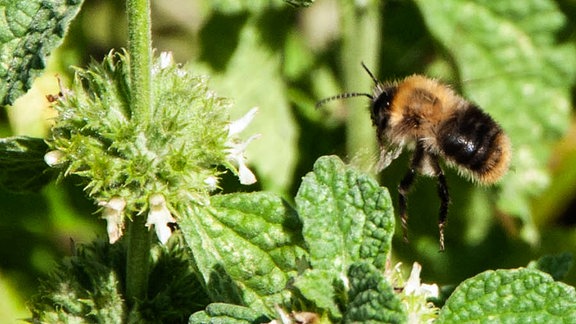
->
(125, 0, 152, 305)
(340, 0, 382, 173)
(126, 214, 151, 304)
(127, 0, 153, 123)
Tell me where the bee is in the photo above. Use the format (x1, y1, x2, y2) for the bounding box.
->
(317, 63, 511, 250)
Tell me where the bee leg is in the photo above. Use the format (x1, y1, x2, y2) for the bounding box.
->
(398, 144, 425, 243)
(429, 156, 449, 251)
(398, 170, 415, 243)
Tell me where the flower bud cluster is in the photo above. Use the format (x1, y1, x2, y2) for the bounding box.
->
(45, 51, 258, 243)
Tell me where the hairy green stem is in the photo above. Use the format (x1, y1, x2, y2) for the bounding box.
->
(127, 0, 153, 123)
(126, 214, 152, 305)
(125, 0, 152, 305)
(341, 0, 382, 173)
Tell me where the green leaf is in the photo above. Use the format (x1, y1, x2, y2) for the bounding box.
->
(0, 136, 52, 192)
(189, 303, 267, 324)
(295, 155, 394, 273)
(178, 192, 306, 317)
(414, 0, 576, 244)
(343, 262, 405, 323)
(0, 0, 83, 106)
(438, 268, 576, 323)
(528, 252, 574, 281)
(292, 269, 342, 318)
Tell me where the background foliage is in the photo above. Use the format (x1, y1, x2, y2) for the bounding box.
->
(1, 0, 576, 321)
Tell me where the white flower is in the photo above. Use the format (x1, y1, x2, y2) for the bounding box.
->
(204, 175, 219, 191)
(44, 150, 66, 167)
(226, 107, 260, 185)
(404, 262, 439, 298)
(153, 51, 186, 77)
(99, 197, 127, 244)
(226, 134, 260, 185)
(159, 52, 173, 69)
(402, 262, 440, 324)
(146, 193, 176, 244)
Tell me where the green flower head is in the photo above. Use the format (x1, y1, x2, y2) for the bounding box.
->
(45, 50, 258, 243)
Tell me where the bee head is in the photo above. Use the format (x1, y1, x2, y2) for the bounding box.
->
(360, 63, 396, 130)
(316, 63, 395, 132)
(369, 84, 396, 127)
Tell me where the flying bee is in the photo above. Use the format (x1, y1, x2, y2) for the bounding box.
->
(317, 63, 511, 250)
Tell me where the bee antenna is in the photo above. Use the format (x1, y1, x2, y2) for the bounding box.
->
(315, 92, 373, 108)
(361, 62, 379, 84)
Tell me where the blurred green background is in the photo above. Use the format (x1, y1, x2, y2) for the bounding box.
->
(2, 0, 576, 320)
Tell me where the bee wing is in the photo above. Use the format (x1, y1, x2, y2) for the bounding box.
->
(376, 142, 403, 171)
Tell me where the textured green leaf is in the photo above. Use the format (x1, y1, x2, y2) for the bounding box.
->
(295, 155, 394, 274)
(189, 303, 266, 324)
(414, 0, 576, 243)
(343, 262, 405, 323)
(528, 252, 574, 281)
(292, 269, 342, 318)
(0, 0, 83, 105)
(438, 268, 576, 323)
(0, 136, 52, 192)
(179, 192, 306, 317)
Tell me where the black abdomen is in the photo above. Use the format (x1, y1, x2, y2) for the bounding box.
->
(438, 105, 504, 174)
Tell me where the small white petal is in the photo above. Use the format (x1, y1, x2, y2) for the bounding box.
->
(205, 90, 216, 99)
(159, 52, 173, 69)
(226, 134, 260, 185)
(404, 262, 439, 299)
(44, 150, 65, 167)
(149, 192, 167, 207)
(204, 176, 219, 191)
(106, 221, 122, 244)
(238, 161, 257, 185)
(147, 194, 176, 244)
(226, 134, 260, 156)
(273, 305, 291, 324)
(228, 107, 258, 136)
(99, 197, 127, 244)
(404, 262, 422, 295)
(242, 133, 261, 149)
(104, 196, 127, 211)
(420, 283, 439, 299)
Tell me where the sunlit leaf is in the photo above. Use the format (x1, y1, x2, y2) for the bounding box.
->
(344, 262, 405, 323)
(179, 192, 305, 317)
(414, 0, 576, 244)
(0, 0, 83, 105)
(296, 155, 394, 273)
(438, 268, 576, 322)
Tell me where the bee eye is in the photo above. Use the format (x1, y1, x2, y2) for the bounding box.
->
(369, 92, 391, 128)
(372, 91, 391, 113)
(371, 87, 396, 122)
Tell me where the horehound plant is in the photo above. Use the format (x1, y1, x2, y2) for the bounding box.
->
(13, 0, 576, 323)
(45, 51, 259, 245)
